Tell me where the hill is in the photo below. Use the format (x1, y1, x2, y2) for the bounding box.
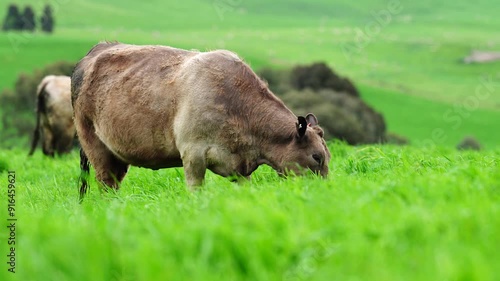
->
(1, 0, 499, 147)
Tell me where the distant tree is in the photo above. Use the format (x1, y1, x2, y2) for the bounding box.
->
(2, 4, 23, 31)
(258, 62, 385, 144)
(290, 62, 360, 97)
(280, 88, 386, 144)
(40, 5, 54, 33)
(21, 6, 36, 31)
(456, 136, 482, 151)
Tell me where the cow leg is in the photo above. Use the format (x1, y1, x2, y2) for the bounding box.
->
(88, 144, 129, 191)
(181, 146, 207, 189)
(55, 134, 74, 155)
(205, 146, 253, 184)
(95, 154, 129, 192)
(41, 126, 55, 157)
(77, 121, 129, 191)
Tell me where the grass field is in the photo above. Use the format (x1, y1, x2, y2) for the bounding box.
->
(0, 143, 499, 281)
(1, 1, 499, 280)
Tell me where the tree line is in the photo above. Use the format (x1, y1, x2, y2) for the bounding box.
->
(2, 4, 54, 33)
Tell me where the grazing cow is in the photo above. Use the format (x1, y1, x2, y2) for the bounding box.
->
(29, 75, 76, 157)
(72, 42, 331, 199)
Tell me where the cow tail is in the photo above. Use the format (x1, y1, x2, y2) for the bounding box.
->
(28, 82, 49, 156)
(79, 148, 91, 202)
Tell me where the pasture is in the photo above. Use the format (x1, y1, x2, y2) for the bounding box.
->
(1, 0, 499, 147)
(1, 0, 499, 280)
(0, 143, 499, 280)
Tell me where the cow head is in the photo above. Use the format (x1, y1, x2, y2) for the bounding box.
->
(280, 113, 331, 177)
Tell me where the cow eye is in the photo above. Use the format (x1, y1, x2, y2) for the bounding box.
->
(312, 154, 322, 165)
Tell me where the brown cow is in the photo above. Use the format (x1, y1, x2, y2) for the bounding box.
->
(72, 42, 330, 199)
(29, 75, 76, 157)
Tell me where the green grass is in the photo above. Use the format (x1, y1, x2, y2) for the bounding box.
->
(0, 142, 499, 280)
(361, 84, 500, 148)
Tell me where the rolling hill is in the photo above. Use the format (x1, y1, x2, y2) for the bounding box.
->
(1, 0, 499, 147)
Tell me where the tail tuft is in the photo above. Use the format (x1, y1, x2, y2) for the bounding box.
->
(79, 148, 91, 202)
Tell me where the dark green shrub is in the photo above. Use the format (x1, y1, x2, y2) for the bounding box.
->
(290, 62, 359, 97)
(259, 62, 386, 144)
(2, 4, 23, 31)
(21, 6, 35, 31)
(40, 5, 54, 33)
(257, 67, 292, 94)
(280, 89, 386, 144)
(456, 136, 482, 151)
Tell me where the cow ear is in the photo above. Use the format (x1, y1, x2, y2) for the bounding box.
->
(305, 113, 318, 126)
(296, 116, 307, 138)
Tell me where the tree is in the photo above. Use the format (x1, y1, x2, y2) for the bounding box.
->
(21, 6, 36, 31)
(2, 4, 23, 31)
(40, 5, 54, 33)
(290, 62, 360, 97)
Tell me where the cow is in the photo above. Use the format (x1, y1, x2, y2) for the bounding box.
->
(28, 75, 76, 157)
(72, 42, 331, 200)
